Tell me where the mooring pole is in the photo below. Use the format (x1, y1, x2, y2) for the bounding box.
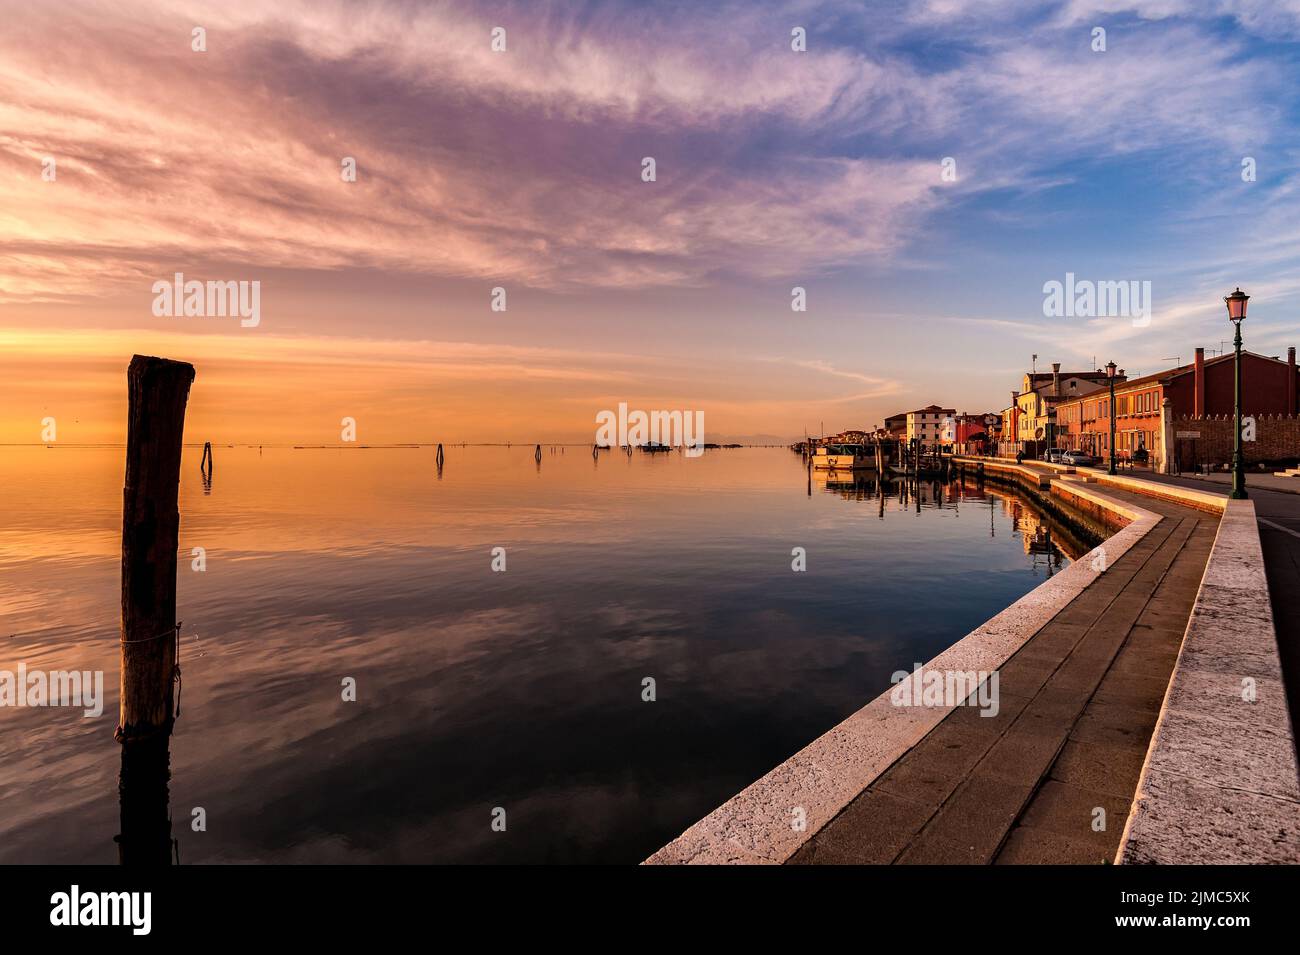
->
(117, 735, 174, 865)
(117, 355, 194, 743)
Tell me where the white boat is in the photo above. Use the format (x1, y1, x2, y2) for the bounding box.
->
(812, 443, 874, 470)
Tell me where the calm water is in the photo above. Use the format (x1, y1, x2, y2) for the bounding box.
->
(0, 446, 1101, 864)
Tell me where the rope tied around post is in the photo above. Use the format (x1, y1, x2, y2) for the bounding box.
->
(119, 621, 182, 645)
(118, 622, 184, 724)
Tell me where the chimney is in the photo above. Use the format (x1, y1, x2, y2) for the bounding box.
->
(1194, 347, 1205, 418)
(1289, 346, 1297, 415)
(1052, 362, 1061, 397)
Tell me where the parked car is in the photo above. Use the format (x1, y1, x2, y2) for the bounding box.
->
(1062, 450, 1097, 467)
(1043, 449, 1065, 464)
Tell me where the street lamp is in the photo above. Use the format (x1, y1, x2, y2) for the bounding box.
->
(1106, 360, 1118, 475)
(1225, 287, 1249, 499)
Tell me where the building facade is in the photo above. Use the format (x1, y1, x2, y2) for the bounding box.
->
(906, 405, 957, 447)
(1004, 364, 1119, 456)
(1055, 346, 1300, 463)
(883, 412, 908, 440)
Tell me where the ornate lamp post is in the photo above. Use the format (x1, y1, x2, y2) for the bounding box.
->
(1106, 360, 1118, 475)
(1225, 287, 1249, 499)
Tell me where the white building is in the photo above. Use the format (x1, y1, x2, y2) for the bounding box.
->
(906, 405, 957, 447)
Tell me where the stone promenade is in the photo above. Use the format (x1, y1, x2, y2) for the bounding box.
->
(790, 487, 1218, 864)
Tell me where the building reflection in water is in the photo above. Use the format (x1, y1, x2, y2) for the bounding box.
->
(810, 469, 1102, 574)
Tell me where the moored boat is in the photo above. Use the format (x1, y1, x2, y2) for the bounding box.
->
(812, 442, 874, 470)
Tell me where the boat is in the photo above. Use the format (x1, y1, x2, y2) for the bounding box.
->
(812, 443, 875, 470)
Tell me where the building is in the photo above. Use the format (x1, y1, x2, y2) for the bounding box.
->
(953, 412, 996, 444)
(947, 411, 999, 453)
(1055, 346, 1300, 465)
(826, 429, 871, 444)
(1002, 364, 1119, 456)
(906, 405, 957, 447)
(1017, 364, 1120, 451)
(883, 412, 908, 440)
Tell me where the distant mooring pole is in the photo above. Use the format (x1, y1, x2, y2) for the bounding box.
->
(117, 355, 194, 743)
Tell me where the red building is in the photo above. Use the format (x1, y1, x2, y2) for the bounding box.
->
(953, 412, 997, 445)
(1056, 346, 1300, 461)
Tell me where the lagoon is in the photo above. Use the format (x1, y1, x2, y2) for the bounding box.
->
(0, 446, 1101, 863)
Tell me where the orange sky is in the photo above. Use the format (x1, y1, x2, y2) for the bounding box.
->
(2, 325, 905, 444)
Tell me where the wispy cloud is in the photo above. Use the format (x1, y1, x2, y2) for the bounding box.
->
(2, 0, 1292, 304)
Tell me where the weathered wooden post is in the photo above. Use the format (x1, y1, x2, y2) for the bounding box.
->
(116, 355, 194, 743)
(116, 735, 174, 865)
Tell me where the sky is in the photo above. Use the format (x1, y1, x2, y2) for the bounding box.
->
(2, 0, 1300, 444)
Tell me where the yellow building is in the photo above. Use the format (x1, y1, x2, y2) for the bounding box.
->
(1010, 364, 1120, 451)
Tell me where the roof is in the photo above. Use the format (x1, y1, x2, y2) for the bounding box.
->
(1025, 370, 1113, 384)
(1110, 350, 1288, 392)
(1053, 350, 1297, 405)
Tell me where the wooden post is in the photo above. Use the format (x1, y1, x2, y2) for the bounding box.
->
(116, 735, 174, 864)
(117, 356, 195, 743)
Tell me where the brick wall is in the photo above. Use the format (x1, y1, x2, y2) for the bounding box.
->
(1168, 414, 1300, 469)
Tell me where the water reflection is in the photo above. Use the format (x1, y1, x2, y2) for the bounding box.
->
(200, 441, 213, 495)
(1, 446, 1106, 864)
(116, 736, 176, 865)
(811, 469, 1102, 569)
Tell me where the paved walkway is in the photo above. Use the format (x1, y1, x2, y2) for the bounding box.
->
(789, 487, 1218, 864)
(1156, 468, 1300, 496)
(1101, 469, 1300, 747)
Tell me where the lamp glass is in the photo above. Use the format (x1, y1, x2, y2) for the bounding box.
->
(1225, 288, 1249, 322)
